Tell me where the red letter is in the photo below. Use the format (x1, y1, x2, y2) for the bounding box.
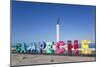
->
(67, 40, 73, 55)
(73, 40, 78, 56)
(55, 41, 65, 54)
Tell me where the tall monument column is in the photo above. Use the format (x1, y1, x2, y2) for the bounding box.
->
(56, 18, 60, 42)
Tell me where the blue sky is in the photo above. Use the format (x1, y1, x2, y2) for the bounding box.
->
(12, 1, 96, 43)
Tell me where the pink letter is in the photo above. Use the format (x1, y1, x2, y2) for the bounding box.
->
(55, 41, 65, 54)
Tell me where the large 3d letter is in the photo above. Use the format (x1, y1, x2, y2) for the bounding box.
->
(67, 40, 73, 55)
(73, 40, 78, 56)
(55, 41, 65, 54)
(16, 43, 27, 53)
(38, 42, 46, 53)
(81, 40, 92, 54)
(27, 43, 37, 53)
(16, 43, 21, 52)
(45, 42, 54, 53)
